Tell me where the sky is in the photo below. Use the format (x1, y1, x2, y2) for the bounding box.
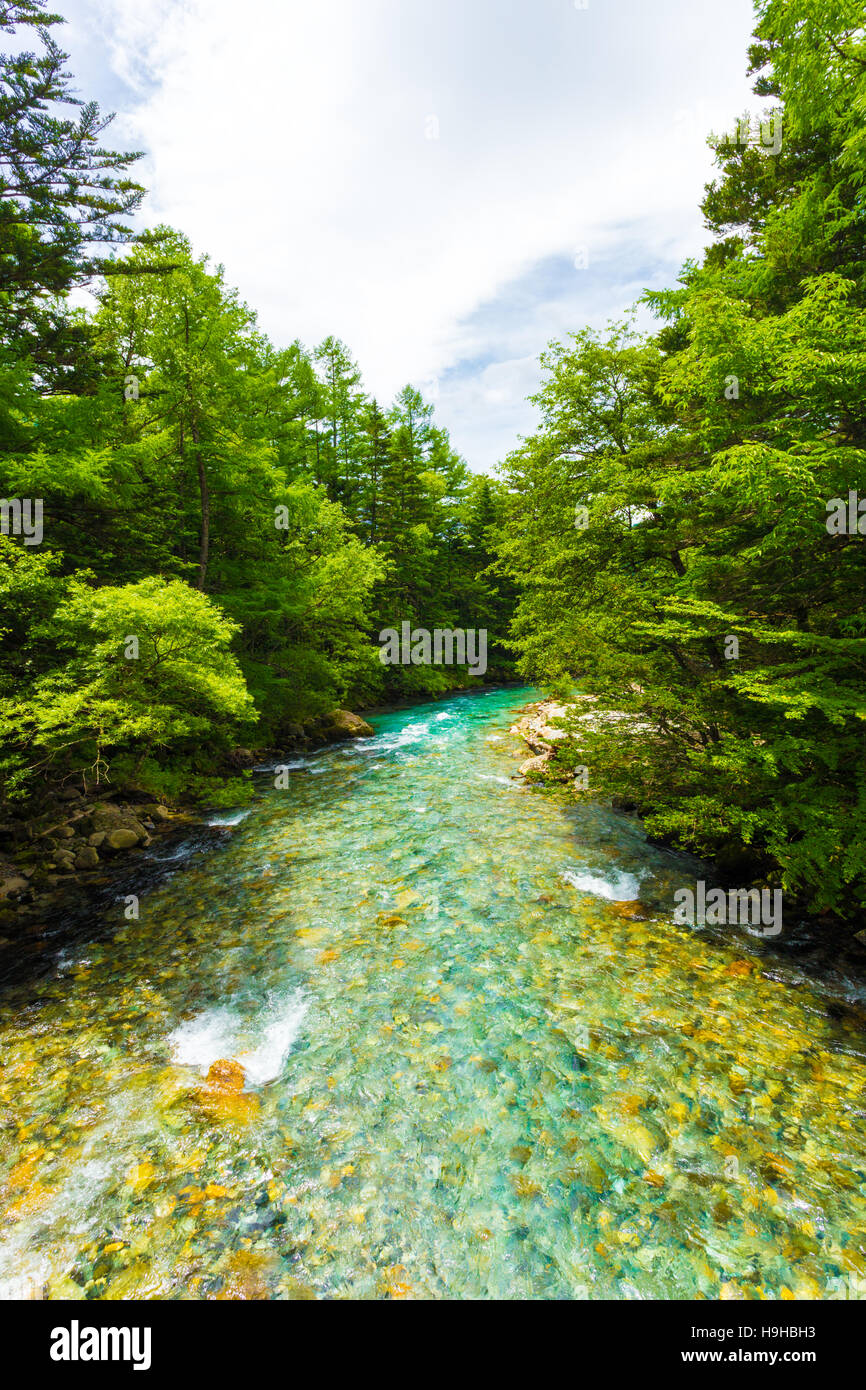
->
(53, 0, 759, 471)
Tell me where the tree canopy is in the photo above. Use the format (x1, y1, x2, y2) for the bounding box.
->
(494, 0, 866, 917)
(0, 4, 514, 810)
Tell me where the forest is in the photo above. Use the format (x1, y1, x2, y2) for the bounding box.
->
(0, 0, 515, 812)
(1, 0, 864, 923)
(4, 0, 866, 1325)
(495, 0, 866, 920)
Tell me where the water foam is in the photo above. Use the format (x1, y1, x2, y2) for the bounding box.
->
(206, 809, 251, 828)
(253, 758, 307, 773)
(167, 989, 307, 1087)
(561, 868, 645, 902)
(371, 721, 431, 751)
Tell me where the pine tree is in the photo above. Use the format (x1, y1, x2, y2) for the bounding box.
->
(0, 0, 145, 377)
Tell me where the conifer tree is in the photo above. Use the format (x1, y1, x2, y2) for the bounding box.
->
(0, 0, 144, 377)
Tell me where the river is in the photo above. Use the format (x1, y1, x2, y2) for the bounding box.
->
(1, 686, 864, 1299)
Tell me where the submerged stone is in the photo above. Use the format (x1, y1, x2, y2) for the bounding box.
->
(206, 1058, 246, 1093)
(2, 687, 865, 1302)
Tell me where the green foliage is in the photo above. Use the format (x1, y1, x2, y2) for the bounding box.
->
(1, 576, 254, 798)
(0, 1, 145, 377)
(495, 3, 866, 917)
(0, 2, 517, 816)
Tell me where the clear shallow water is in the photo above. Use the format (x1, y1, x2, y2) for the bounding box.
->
(1, 686, 865, 1300)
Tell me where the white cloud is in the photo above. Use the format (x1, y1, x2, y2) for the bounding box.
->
(61, 0, 758, 467)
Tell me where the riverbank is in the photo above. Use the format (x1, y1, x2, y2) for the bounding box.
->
(510, 695, 866, 969)
(0, 708, 375, 949)
(0, 686, 528, 940)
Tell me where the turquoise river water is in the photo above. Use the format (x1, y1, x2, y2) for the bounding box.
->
(1, 686, 865, 1300)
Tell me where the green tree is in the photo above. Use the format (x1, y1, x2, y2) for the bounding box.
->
(1, 575, 253, 800)
(0, 0, 144, 377)
(495, 4, 866, 915)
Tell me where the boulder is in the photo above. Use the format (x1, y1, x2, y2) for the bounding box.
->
(226, 748, 256, 769)
(88, 832, 106, 847)
(196, 1087, 259, 1126)
(519, 753, 552, 777)
(196, 1058, 259, 1125)
(537, 724, 568, 742)
(322, 709, 374, 741)
(74, 846, 100, 870)
(91, 808, 147, 843)
(104, 828, 140, 852)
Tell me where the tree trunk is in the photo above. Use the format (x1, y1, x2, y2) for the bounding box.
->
(192, 421, 209, 590)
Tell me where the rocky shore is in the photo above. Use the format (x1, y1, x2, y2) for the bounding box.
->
(509, 698, 577, 778)
(0, 709, 374, 939)
(509, 695, 646, 780)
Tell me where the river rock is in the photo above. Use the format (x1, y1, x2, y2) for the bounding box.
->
(206, 1058, 246, 1092)
(321, 710, 375, 740)
(91, 808, 147, 843)
(216, 1250, 280, 1300)
(0, 874, 29, 898)
(88, 831, 106, 847)
(563, 1155, 608, 1194)
(519, 753, 551, 777)
(198, 1087, 261, 1123)
(196, 1058, 259, 1125)
(104, 828, 140, 852)
(74, 846, 100, 870)
(513, 698, 653, 780)
(609, 900, 650, 921)
(512, 701, 576, 753)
